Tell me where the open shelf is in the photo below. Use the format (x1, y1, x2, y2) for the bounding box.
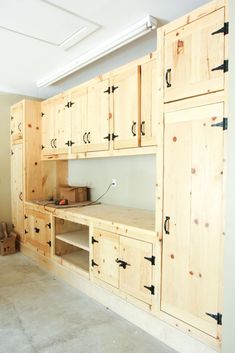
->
(56, 229, 89, 252)
(61, 250, 89, 274)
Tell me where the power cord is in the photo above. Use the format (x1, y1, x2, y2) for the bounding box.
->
(82, 182, 113, 207)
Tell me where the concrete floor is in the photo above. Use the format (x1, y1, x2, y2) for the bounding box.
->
(0, 253, 178, 353)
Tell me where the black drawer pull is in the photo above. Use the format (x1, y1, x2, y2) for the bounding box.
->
(34, 227, 40, 233)
(131, 122, 137, 137)
(87, 132, 91, 144)
(115, 258, 130, 269)
(140, 121, 145, 136)
(83, 133, 87, 144)
(164, 216, 170, 235)
(165, 68, 171, 88)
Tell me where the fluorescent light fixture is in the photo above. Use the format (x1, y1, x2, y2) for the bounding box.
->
(36, 15, 157, 87)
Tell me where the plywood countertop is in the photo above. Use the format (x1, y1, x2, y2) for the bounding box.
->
(25, 202, 156, 240)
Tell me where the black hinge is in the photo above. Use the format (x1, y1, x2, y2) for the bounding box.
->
(111, 133, 119, 140)
(206, 312, 222, 325)
(211, 117, 228, 130)
(11, 116, 14, 120)
(144, 256, 155, 265)
(104, 134, 111, 141)
(10, 130, 13, 135)
(112, 85, 119, 93)
(47, 241, 52, 247)
(70, 101, 75, 108)
(144, 285, 155, 295)
(34, 227, 40, 233)
(91, 259, 98, 267)
(46, 223, 51, 229)
(41, 145, 45, 150)
(41, 112, 45, 117)
(92, 236, 99, 244)
(211, 22, 229, 36)
(24, 215, 28, 220)
(104, 87, 111, 94)
(11, 150, 14, 156)
(211, 60, 229, 73)
(25, 229, 28, 234)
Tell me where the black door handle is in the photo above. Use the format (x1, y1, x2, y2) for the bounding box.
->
(83, 133, 87, 144)
(87, 132, 91, 144)
(53, 139, 57, 148)
(140, 121, 145, 136)
(164, 216, 170, 235)
(115, 258, 130, 269)
(131, 122, 137, 136)
(34, 227, 40, 233)
(165, 69, 172, 88)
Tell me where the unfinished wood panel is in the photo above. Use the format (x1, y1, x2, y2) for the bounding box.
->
(164, 7, 225, 102)
(25, 209, 51, 256)
(92, 228, 119, 288)
(119, 236, 153, 304)
(113, 66, 140, 149)
(161, 102, 224, 337)
(10, 101, 23, 142)
(86, 79, 110, 152)
(11, 143, 24, 239)
(41, 99, 55, 156)
(141, 59, 157, 146)
(70, 87, 88, 153)
(54, 95, 71, 156)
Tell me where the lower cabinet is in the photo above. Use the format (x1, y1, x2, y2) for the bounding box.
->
(92, 228, 154, 304)
(24, 208, 51, 256)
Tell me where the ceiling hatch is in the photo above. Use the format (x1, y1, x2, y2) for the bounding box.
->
(0, 0, 100, 50)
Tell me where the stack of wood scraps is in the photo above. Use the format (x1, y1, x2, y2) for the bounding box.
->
(0, 222, 17, 256)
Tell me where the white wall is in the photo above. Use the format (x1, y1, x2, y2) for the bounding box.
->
(69, 155, 156, 211)
(0, 93, 26, 223)
(65, 31, 157, 211)
(222, 1, 235, 352)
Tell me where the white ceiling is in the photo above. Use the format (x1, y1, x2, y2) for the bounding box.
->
(0, 0, 208, 98)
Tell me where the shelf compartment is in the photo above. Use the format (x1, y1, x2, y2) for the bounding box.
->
(56, 229, 89, 251)
(61, 249, 89, 274)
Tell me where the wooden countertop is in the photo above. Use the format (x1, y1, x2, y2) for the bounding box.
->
(25, 202, 156, 239)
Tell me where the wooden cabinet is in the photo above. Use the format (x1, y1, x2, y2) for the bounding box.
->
(11, 143, 24, 239)
(164, 7, 226, 102)
(92, 228, 154, 304)
(141, 58, 157, 146)
(41, 94, 71, 157)
(161, 101, 224, 337)
(86, 79, 110, 152)
(112, 66, 140, 149)
(119, 236, 154, 304)
(92, 228, 119, 287)
(70, 87, 88, 153)
(25, 208, 51, 256)
(10, 101, 23, 142)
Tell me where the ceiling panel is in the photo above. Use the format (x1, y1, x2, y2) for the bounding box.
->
(0, 0, 99, 47)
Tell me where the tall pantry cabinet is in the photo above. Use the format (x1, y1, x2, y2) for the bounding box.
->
(156, 0, 227, 346)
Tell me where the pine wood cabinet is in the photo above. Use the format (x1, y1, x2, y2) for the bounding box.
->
(11, 143, 24, 238)
(112, 66, 140, 149)
(164, 7, 226, 103)
(161, 101, 224, 338)
(25, 208, 51, 256)
(92, 228, 154, 304)
(10, 101, 23, 142)
(141, 58, 157, 146)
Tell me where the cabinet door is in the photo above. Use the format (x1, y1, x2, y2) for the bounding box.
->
(10, 102, 23, 142)
(162, 102, 224, 337)
(25, 209, 51, 256)
(141, 59, 157, 146)
(113, 66, 140, 149)
(11, 143, 24, 238)
(54, 95, 71, 156)
(164, 8, 225, 102)
(86, 80, 110, 152)
(71, 87, 88, 153)
(92, 228, 119, 288)
(41, 100, 55, 156)
(119, 236, 153, 304)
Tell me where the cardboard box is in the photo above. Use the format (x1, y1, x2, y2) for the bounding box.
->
(0, 235, 16, 256)
(60, 186, 88, 203)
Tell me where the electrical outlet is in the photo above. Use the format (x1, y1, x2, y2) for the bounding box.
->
(111, 179, 117, 187)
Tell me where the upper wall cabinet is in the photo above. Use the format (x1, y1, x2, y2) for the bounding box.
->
(112, 66, 140, 149)
(86, 79, 110, 152)
(141, 58, 157, 147)
(11, 101, 23, 142)
(164, 7, 226, 102)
